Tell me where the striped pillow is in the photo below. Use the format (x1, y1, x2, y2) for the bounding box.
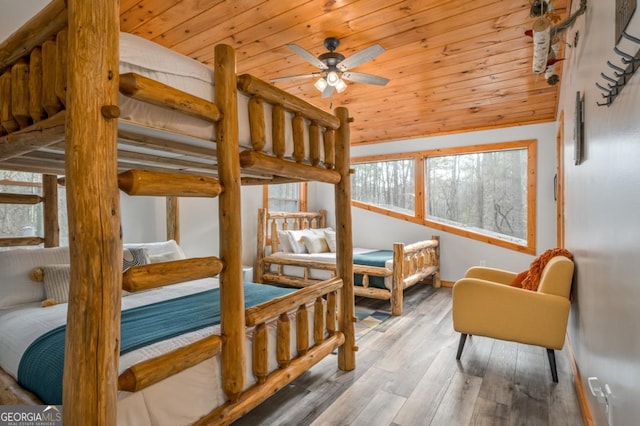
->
(41, 264, 71, 305)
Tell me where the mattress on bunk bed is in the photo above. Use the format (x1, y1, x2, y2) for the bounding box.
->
(0, 278, 307, 425)
(0, 243, 318, 425)
(268, 248, 393, 290)
(118, 32, 302, 155)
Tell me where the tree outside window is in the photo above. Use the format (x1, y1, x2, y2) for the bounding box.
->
(265, 182, 306, 212)
(0, 171, 68, 247)
(351, 140, 536, 253)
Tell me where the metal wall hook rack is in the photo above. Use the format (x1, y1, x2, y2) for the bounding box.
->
(595, 31, 640, 107)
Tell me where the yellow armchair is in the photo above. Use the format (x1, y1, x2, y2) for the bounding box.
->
(452, 256, 574, 382)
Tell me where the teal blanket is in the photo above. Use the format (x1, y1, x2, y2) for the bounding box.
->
(17, 282, 293, 405)
(353, 250, 393, 289)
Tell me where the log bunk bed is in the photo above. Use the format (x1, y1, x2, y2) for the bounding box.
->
(0, 1, 356, 424)
(256, 209, 440, 316)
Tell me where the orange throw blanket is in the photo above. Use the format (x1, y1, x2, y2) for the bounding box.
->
(511, 248, 573, 291)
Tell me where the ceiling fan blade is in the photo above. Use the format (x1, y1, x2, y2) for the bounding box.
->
(321, 85, 335, 99)
(287, 44, 328, 70)
(271, 72, 321, 83)
(341, 71, 389, 86)
(337, 44, 385, 71)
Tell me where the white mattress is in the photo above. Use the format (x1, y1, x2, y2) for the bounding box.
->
(0, 278, 315, 425)
(118, 32, 306, 159)
(268, 248, 394, 290)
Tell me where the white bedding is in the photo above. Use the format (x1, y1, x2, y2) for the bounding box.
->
(118, 32, 305, 159)
(268, 248, 394, 290)
(0, 278, 312, 425)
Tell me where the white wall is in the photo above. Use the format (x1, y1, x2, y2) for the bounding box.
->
(120, 186, 264, 267)
(557, 3, 640, 425)
(312, 122, 559, 282)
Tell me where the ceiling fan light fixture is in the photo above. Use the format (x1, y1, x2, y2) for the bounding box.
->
(314, 77, 328, 92)
(326, 71, 340, 86)
(335, 78, 347, 93)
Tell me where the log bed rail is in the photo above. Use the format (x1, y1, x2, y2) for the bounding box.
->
(0, 0, 356, 424)
(257, 208, 441, 315)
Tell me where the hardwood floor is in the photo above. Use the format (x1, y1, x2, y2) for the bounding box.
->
(234, 284, 583, 426)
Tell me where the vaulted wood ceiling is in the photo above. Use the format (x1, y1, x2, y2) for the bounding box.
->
(120, 0, 569, 145)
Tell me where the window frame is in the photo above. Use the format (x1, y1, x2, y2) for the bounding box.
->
(263, 182, 308, 212)
(351, 140, 537, 254)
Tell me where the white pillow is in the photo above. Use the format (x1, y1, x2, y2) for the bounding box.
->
(301, 234, 330, 254)
(324, 230, 337, 253)
(277, 230, 294, 253)
(286, 229, 316, 254)
(0, 246, 70, 309)
(124, 240, 186, 260)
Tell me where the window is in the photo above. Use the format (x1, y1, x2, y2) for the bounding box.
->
(352, 159, 415, 216)
(0, 171, 68, 246)
(426, 148, 529, 246)
(264, 182, 307, 212)
(351, 140, 536, 253)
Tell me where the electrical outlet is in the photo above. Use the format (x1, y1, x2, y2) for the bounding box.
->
(479, 260, 486, 267)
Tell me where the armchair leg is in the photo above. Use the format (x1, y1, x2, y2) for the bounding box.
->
(456, 334, 468, 360)
(546, 348, 558, 382)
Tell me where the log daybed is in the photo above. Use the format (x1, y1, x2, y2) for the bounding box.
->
(256, 209, 441, 316)
(0, 1, 355, 424)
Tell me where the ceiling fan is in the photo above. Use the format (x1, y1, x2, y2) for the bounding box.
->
(271, 37, 390, 98)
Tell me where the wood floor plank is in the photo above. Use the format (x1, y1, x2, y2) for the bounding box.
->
(391, 345, 459, 425)
(351, 389, 407, 426)
(478, 339, 518, 406)
(430, 371, 483, 426)
(469, 396, 511, 426)
(310, 366, 395, 425)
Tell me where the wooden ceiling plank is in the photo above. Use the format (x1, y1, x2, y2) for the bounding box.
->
(126, 0, 227, 40)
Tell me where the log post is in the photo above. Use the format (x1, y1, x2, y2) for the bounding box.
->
(43, 174, 59, 247)
(277, 313, 291, 368)
(41, 38, 62, 117)
(256, 208, 267, 283)
(28, 47, 46, 123)
(432, 235, 441, 288)
(296, 304, 309, 356)
(292, 113, 305, 163)
(391, 242, 404, 316)
(334, 107, 355, 370)
(252, 323, 268, 384)
(272, 104, 285, 159)
(323, 128, 335, 170)
(327, 291, 337, 336)
(63, 0, 121, 424)
(314, 297, 325, 345)
(215, 44, 245, 402)
(0, 71, 19, 133)
(248, 95, 265, 151)
(309, 122, 321, 166)
(166, 196, 179, 243)
(55, 29, 68, 106)
(11, 60, 30, 129)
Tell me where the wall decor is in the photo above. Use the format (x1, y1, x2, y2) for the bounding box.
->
(574, 91, 584, 165)
(527, 0, 588, 86)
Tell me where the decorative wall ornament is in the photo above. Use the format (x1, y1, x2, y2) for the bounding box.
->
(527, 0, 587, 85)
(595, 0, 639, 107)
